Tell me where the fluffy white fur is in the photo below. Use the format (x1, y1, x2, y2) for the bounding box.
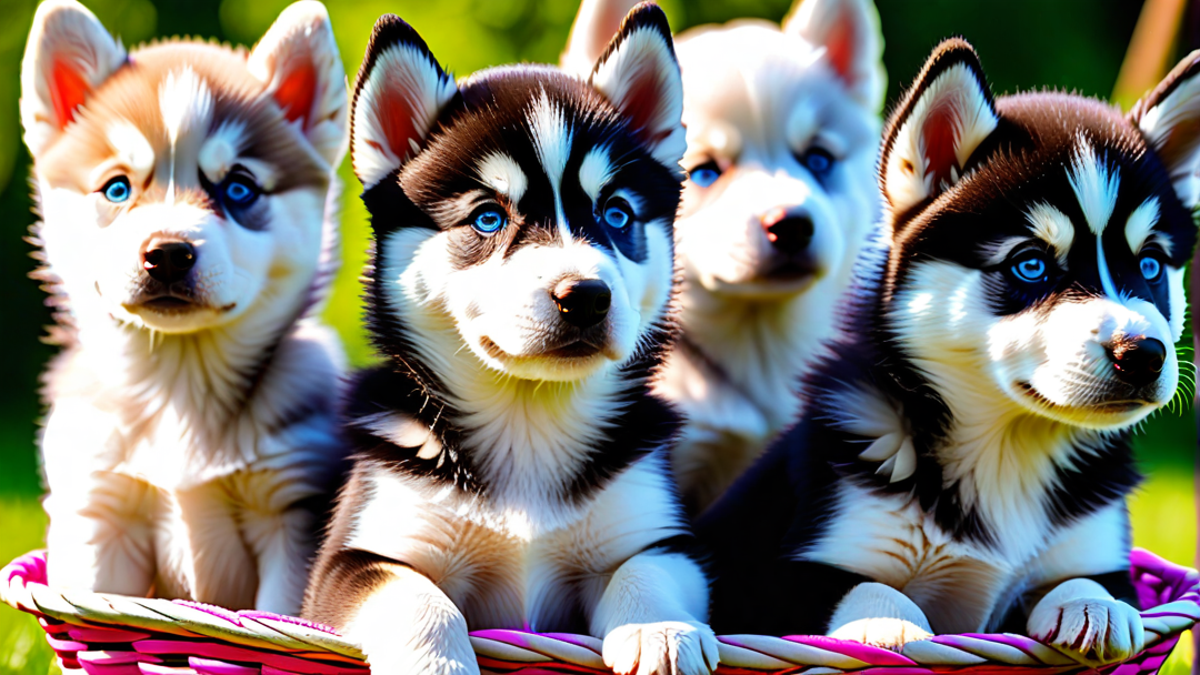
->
(564, 0, 886, 513)
(1068, 140, 1121, 237)
(475, 151, 529, 203)
(1026, 202, 1075, 266)
(1125, 197, 1162, 255)
(25, 0, 348, 615)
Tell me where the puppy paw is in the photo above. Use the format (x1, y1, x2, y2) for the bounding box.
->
(827, 582, 933, 651)
(829, 617, 932, 650)
(603, 620, 720, 675)
(1028, 596, 1144, 666)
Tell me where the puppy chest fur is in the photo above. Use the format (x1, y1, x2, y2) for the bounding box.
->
(337, 449, 687, 632)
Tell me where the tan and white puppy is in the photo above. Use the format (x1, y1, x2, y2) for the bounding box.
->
(22, 0, 348, 615)
(564, 0, 886, 514)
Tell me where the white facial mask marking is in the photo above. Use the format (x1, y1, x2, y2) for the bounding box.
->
(159, 68, 213, 207)
(527, 93, 574, 243)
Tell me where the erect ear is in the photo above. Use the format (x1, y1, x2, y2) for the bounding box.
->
(350, 14, 457, 189)
(248, 1, 347, 169)
(20, 0, 126, 157)
(880, 38, 998, 220)
(588, 2, 685, 171)
(560, 0, 643, 78)
(783, 0, 885, 111)
(1130, 50, 1200, 209)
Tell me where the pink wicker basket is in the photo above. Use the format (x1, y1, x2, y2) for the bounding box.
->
(3, 548, 1196, 674)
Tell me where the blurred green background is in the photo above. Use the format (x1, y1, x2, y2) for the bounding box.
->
(0, 0, 1194, 672)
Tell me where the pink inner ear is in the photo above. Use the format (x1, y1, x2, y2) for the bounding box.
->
(621, 64, 668, 144)
(824, 7, 858, 84)
(922, 102, 960, 189)
(50, 58, 90, 128)
(274, 63, 317, 127)
(375, 82, 423, 161)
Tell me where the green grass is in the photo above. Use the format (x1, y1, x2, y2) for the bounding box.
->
(0, 472, 1193, 673)
(0, 499, 53, 675)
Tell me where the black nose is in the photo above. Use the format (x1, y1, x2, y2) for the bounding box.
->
(552, 278, 611, 329)
(1107, 335, 1166, 387)
(762, 210, 814, 256)
(143, 241, 197, 284)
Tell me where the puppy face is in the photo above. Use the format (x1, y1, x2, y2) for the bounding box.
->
(881, 42, 1200, 430)
(353, 9, 685, 383)
(673, 11, 882, 299)
(22, 1, 346, 334)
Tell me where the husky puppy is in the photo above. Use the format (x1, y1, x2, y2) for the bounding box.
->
(21, 0, 348, 615)
(302, 5, 718, 675)
(698, 39, 1200, 666)
(563, 0, 886, 514)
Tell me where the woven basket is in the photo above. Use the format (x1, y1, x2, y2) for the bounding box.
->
(3, 548, 1196, 675)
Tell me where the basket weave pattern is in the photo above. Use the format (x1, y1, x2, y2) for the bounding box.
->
(3, 548, 1197, 674)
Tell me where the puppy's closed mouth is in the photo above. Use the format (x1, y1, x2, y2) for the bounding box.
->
(1016, 381, 1153, 414)
(764, 260, 819, 281)
(480, 334, 617, 362)
(546, 340, 604, 359)
(126, 292, 233, 316)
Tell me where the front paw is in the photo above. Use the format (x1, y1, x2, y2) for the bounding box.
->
(829, 618, 932, 650)
(603, 620, 719, 675)
(1028, 597, 1144, 666)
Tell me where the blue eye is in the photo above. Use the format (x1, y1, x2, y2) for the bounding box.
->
(801, 147, 835, 177)
(689, 162, 721, 188)
(472, 206, 507, 234)
(1011, 252, 1049, 283)
(1140, 254, 1163, 281)
(603, 198, 633, 229)
(102, 176, 131, 203)
(223, 176, 260, 206)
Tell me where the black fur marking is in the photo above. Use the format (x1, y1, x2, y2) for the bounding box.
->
(697, 437, 869, 635)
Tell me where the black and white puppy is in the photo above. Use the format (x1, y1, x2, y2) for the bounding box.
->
(698, 39, 1200, 667)
(303, 5, 718, 675)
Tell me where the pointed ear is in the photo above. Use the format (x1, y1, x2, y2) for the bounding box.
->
(560, 0, 643, 78)
(1130, 50, 1200, 209)
(248, 1, 347, 169)
(880, 38, 998, 220)
(350, 15, 457, 189)
(20, 0, 126, 157)
(783, 0, 885, 111)
(589, 2, 685, 170)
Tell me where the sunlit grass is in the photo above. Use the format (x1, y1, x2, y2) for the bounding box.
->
(0, 499, 52, 675)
